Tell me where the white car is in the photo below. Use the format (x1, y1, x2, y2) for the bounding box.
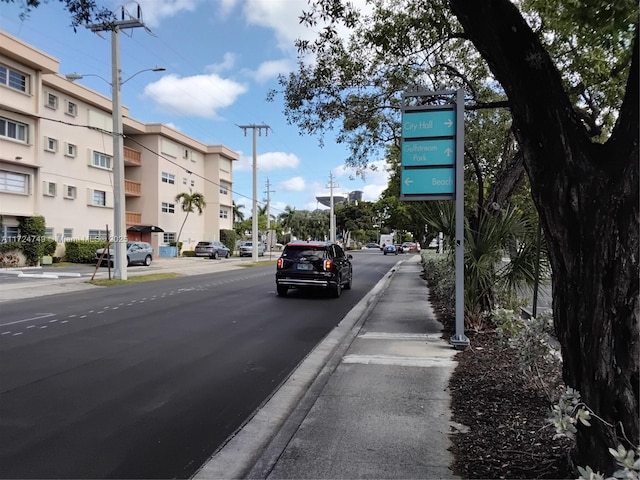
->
(239, 241, 265, 257)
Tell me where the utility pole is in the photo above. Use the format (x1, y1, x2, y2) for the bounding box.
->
(327, 172, 339, 243)
(238, 124, 270, 262)
(264, 178, 276, 250)
(87, 6, 147, 280)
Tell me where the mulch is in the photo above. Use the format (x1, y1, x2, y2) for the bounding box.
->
(432, 295, 574, 479)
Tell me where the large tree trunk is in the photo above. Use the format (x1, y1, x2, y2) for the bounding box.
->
(449, 0, 639, 474)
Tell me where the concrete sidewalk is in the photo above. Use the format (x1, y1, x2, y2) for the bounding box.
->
(194, 255, 460, 480)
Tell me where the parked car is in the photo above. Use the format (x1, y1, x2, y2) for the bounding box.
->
(275, 241, 353, 298)
(95, 241, 153, 266)
(395, 244, 405, 253)
(239, 241, 265, 257)
(383, 244, 398, 255)
(365, 242, 380, 249)
(402, 242, 419, 253)
(194, 241, 231, 259)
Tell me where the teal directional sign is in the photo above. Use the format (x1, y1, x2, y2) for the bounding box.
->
(402, 110, 456, 138)
(401, 168, 455, 195)
(402, 138, 455, 166)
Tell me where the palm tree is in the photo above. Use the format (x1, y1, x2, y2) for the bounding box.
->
(233, 201, 245, 224)
(174, 190, 206, 257)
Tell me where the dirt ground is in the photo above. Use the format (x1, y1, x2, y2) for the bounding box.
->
(434, 298, 575, 479)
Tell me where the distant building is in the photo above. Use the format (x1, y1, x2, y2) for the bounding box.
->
(315, 190, 363, 208)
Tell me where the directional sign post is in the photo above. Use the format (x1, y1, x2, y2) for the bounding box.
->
(400, 89, 469, 348)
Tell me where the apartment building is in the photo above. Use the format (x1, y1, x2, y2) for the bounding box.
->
(0, 31, 238, 257)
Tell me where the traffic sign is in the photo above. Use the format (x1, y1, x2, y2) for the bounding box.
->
(402, 138, 455, 166)
(402, 109, 456, 138)
(401, 167, 455, 195)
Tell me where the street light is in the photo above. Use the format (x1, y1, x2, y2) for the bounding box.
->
(65, 65, 164, 280)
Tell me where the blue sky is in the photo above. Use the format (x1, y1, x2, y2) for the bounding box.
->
(2, 0, 390, 220)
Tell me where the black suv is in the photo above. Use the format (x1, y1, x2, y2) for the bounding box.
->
(275, 241, 353, 297)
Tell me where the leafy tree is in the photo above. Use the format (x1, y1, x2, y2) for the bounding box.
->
(273, 0, 638, 473)
(174, 190, 205, 257)
(334, 201, 375, 246)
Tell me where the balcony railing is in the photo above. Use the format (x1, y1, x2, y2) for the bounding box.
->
(123, 146, 141, 166)
(124, 179, 141, 196)
(126, 211, 141, 225)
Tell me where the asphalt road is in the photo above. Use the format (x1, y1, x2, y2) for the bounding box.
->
(0, 251, 405, 479)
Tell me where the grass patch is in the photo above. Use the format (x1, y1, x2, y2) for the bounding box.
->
(87, 272, 181, 286)
(49, 262, 89, 267)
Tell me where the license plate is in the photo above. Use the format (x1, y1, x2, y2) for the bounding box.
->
(296, 263, 312, 270)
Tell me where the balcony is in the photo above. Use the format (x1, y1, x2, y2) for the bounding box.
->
(126, 211, 142, 225)
(123, 146, 141, 166)
(124, 179, 141, 196)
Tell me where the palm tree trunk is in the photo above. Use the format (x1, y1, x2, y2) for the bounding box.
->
(175, 212, 190, 257)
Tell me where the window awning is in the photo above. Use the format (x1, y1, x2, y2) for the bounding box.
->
(127, 225, 164, 233)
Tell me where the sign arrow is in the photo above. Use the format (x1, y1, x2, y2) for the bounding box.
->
(404, 178, 414, 186)
(444, 119, 453, 128)
(444, 147, 453, 156)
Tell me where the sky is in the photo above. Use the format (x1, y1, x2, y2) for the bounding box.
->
(1, 0, 391, 220)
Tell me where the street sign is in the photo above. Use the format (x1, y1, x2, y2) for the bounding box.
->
(401, 167, 455, 195)
(402, 110, 456, 138)
(402, 138, 455, 166)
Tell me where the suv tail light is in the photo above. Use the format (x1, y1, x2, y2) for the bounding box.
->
(324, 259, 333, 271)
(277, 258, 284, 269)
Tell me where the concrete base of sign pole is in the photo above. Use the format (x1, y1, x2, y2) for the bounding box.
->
(450, 333, 470, 349)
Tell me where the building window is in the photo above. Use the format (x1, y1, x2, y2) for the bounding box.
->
(0, 117, 28, 142)
(88, 230, 108, 241)
(93, 190, 106, 206)
(0, 170, 28, 194)
(0, 65, 28, 92)
(64, 184, 77, 199)
(45, 137, 58, 152)
(92, 151, 112, 169)
(65, 143, 77, 157)
(44, 228, 54, 239)
(219, 184, 228, 195)
(161, 172, 175, 184)
(43, 181, 56, 197)
(161, 202, 175, 214)
(183, 149, 189, 159)
(190, 180, 195, 187)
(1, 226, 20, 243)
(66, 101, 78, 116)
(46, 93, 58, 109)
(163, 232, 176, 244)
(63, 228, 73, 240)
(219, 209, 228, 219)
(183, 177, 187, 185)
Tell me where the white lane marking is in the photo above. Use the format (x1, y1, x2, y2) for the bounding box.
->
(2, 331, 11, 335)
(12, 332, 23, 336)
(61, 320, 68, 324)
(0, 313, 56, 327)
(40, 326, 48, 329)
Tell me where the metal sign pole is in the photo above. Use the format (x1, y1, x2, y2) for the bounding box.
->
(451, 89, 470, 348)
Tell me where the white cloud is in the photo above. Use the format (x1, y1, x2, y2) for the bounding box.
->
(278, 176, 305, 192)
(254, 59, 293, 83)
(122, 0, 200, 28)
(143, 73, 247, 118)
(205, 52, 238, 74)
(235, 151, 301, 171)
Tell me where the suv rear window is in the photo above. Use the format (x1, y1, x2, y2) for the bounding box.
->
(282, 245, 327, 260)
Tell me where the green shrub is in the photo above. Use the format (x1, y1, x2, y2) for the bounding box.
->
(18, 216, 46, 266)
(182, 250, 195, 257)
(220, 229, 237, 252)
(43, 238, 57, 256)
(65, 240, 107, 263)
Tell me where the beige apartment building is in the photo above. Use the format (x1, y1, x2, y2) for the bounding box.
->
(0, 31, 238, 258)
